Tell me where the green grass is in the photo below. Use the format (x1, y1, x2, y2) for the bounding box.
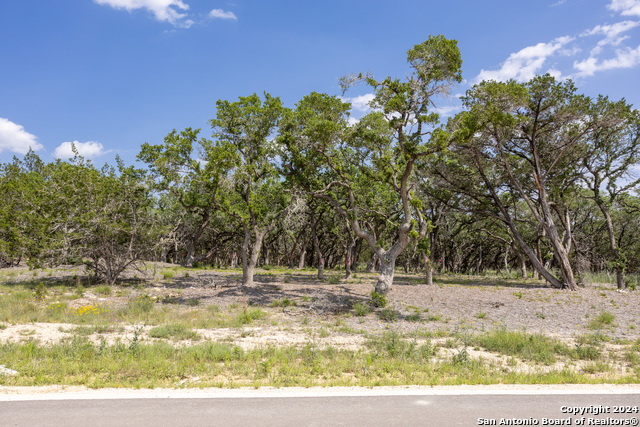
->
(469, 329, 573, 364)
(149, 323, 200, 341)
(352, 302, 371, 317)
(589, 311, 616, 330)
(94, 285, 112, 296)
(270, 298, 297, 308)
(1, 333, 635, 389)
(378, 308, 397, 322)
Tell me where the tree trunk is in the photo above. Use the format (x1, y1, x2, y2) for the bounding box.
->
(366, 253, 377, 273)
(375, 257, 396, 294)
(344, 233, 355, 279)
(424, 253, 434, 286)
(184, 240, 196, 267)
(298, 242, 307, 269)
(310, 210, 324, 280)
(503, 243, 510, 273)
(600, 206, 626, 290)
(241, 224, 267, 286)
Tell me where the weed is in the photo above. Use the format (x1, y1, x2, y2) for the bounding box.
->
(471, 328, 571, 364)
(513, 292, 523, 299)
(352, 302, 371, 317)
(186, 298, 200, 307)
(452, 348, 471, 366)
(589, 311, 615, 329)
(378, 308, 398, 322)
(476, 312, 487, 319)
(270, 298, 297, 308)
(33, 283, 46, 301)
(124, 295, 154, 317)
(405, 313, 421, 322)
(149, 323, 199, 341)
(235, 308, 266, 326)
(95, 285, 112, 296)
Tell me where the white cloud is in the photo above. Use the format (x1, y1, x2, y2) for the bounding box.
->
(54, 141, 108, 159)
(341, 93, 375, 112)
(608, 0, 640, 17)
(581, 20, 640, 54)
(574, 44, 640, 76)
(473, 36, 574, 84)
(209, 9, 237, 20)
(347, 117, 360, 127)
(0, 118, 42, 155)
(94, 0, 194, 27)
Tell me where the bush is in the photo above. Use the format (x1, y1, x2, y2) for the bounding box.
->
(371, 290, 387, 308)
(352, 302, 371, 317)
(378, 308, 397, 322)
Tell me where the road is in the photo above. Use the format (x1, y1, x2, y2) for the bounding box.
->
(1, 386, 639, 426)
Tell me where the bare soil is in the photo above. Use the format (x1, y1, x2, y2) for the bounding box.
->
(1, 263, 638, 348)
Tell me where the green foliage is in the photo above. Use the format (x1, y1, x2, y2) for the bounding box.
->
(589, 311, 615, 329)
(270, 298, 297, 308)
(235, 308, 267, 326)
(370, 290, 387, 308)
(471, 329, 572, 365)
(378, 308, 398, 322)
(125, 295, 155, 316)
(352, 301, 371, 317)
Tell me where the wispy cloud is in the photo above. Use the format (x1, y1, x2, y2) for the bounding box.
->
(608, 0, 640, 17)
(581, 20, 640, 55)
(209, 9, 237, 20)
(473, 36, 574, 83)
(0, 118, 42, 155)
(473, 1, 640, 84)
(54, 141, 108, 159)
(574, 44, 640, 76)
(94, 0, 194, 28)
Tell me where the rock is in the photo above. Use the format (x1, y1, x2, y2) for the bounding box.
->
(0, 365, 18, 376)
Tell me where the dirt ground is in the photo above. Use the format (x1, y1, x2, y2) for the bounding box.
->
(1, 264, 638, 348)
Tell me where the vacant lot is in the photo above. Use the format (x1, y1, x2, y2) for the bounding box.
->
(0, 264, 638, 388)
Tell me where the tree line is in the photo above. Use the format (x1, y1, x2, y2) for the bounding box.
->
(1, 35, 639, 293)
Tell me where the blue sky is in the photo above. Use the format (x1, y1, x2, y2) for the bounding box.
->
(1, 0, 639, 165)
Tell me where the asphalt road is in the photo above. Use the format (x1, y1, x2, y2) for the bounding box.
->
(1, 387, 639, 426)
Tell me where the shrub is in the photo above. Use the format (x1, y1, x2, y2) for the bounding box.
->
(371, 290, 387, 308)
(352, 302, 371, 317)
(378, 308, 397, 322)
